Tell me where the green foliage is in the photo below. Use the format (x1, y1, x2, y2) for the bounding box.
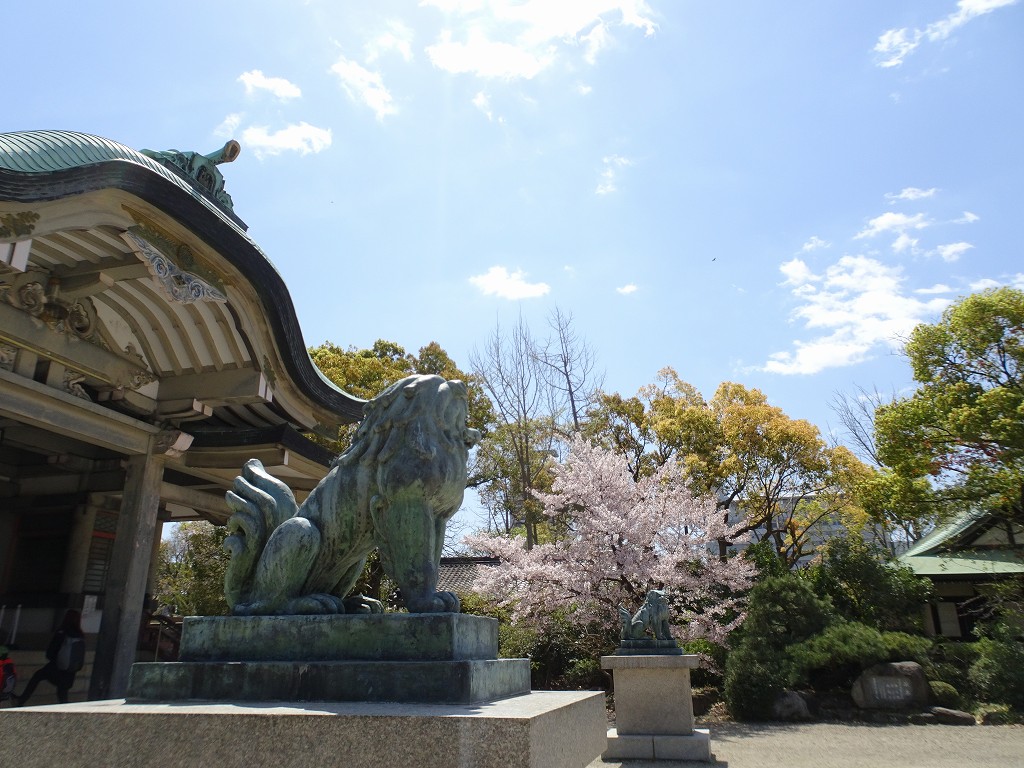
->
(928, 640, 982, 702)
(723, 642, 792, 721)
(787, 621, 888, 690)
(736, 575, 834, 649)
(742, 539, 788, 579)
(876, 286, 1024, 518)
(969, 630, 1024, 709)
(682, 638, 729, 689)
(929, 680, 962, 709)
(879, 631, 932, 665)
(724, 575, 834, 720)
(309, 339, 493, 453)
(154, 522, 231, 616)
(805, 535, 932, 632)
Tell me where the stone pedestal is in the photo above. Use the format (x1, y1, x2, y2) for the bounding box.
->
(0, 692, 607, 768)
(601, 653, 711, 762)
(128, 613, 530, 705)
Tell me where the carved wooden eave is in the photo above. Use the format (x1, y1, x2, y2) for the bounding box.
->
(0, 130, 366, 516)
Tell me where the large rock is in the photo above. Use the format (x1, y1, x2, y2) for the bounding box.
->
(772, 690, 812, 721)
(851, 662, 930, 710)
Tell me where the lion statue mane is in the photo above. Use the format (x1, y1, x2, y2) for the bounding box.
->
(223, 374, 481, 615)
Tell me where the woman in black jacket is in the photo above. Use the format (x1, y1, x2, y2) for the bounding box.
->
(15, 609, 84, 706)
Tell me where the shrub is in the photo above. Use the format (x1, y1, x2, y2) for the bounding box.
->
(880, 631, 932, 665)
(724, 575, 833, 720)
(723, 642, 791, 721)
(788, 621, 888, 691)
(737, 575, 834, 649)
(928, 639, 982, 701)
(929, 681, 962, 709)
(683, 638, 728, 689)
(969, 633, 1024, 709)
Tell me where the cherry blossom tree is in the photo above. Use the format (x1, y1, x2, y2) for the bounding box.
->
(464, 438, 755, 645)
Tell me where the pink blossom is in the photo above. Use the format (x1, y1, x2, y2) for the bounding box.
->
(464, 437, 754, 645)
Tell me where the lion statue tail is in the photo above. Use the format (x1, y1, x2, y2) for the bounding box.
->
(223, 458, 298, 609)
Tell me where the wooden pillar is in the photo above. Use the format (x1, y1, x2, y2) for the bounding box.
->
(88, 450, 164, 700)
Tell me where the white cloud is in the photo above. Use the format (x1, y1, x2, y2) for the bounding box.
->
(892, 233, 919, 254)
(577, 83, 593, 95)
(874, 0, 1017, 68)
(595, 154, 632, 195)
(241, 123, 332, 159)
(970, 277, 1002, 291)
(469, 266, 550, 299)
(934, 241, 974, 262)
(779, 258, 818, 286)
(955, 211, 980, 224)
(426, 30, 554, 79)
(473, 91, 495, 120)
(762, 255, 950, 375)
(616, 284, 638, 295)
(329, 56, 398, 120)
(214, 113, 243, 138)
(800, 236, 830, 252)
(915, 283, 953, 294)
(855, 211, 930, 239)
(885, 187, 937, 202)
(238, 70, 302, 100)
(422, 0, 656, 79)
(365, 21, 415, 63)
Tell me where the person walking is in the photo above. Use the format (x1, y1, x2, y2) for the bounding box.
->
(15, 609, 85, 706)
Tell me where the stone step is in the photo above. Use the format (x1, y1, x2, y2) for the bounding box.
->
(128, 658, 531, 705)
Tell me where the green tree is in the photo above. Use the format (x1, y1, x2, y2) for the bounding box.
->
(805, 535, 932, 632)
(309, 338, 492, 454)
(154, 521, 231, 616)
(876, 287, 1024, 523)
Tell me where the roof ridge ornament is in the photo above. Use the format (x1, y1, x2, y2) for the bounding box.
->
(139, 140, 241, 213)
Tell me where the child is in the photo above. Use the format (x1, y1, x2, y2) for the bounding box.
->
(15, 609, 84, 706)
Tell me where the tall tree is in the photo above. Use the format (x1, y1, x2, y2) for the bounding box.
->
(831, 386, 937, 552)
(469, 310, 600, 547)
(310, 338, 491, 453)
(876, 286, 1024, 522)
(154, 522, 231, 616)
(470, 316, 555, 548)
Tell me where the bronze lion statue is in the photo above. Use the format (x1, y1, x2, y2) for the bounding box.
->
(223, 374, 481, 615)
(618, 589, 678, 649)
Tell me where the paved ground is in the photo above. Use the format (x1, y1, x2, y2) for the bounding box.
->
(589, 722, 1024, 768)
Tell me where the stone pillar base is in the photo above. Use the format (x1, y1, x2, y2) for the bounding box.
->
(604, 727, 711, 761)
(2, 691, 607, 768)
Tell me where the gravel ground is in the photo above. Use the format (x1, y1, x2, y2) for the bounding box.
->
(589, 722, 1024, 768)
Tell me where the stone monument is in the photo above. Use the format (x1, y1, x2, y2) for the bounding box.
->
(602, 591, 711, 762)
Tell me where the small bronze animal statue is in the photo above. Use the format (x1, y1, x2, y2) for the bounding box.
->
(618, 589, 678, 650)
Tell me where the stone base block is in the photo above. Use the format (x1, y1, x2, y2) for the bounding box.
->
(128, 657, 531, 704)
(604, 727, 711, 762)
(1, 691, 607, 768)
(179, 613, 499, 662)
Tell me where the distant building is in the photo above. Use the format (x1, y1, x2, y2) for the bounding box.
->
(899, 508, 1024, 638)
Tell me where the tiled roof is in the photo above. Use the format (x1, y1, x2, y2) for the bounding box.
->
(437, 557, 499, 594)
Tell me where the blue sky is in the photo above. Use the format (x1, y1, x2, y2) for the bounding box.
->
(7, 0, 1023, 445)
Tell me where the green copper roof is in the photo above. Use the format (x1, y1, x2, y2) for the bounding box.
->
(0, 130, 161, 173)
(0, 130, 244, 228)
(899, 549, 1024, 578)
